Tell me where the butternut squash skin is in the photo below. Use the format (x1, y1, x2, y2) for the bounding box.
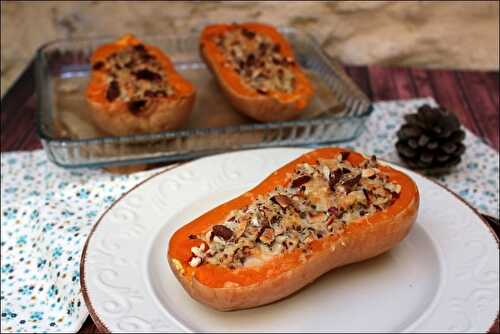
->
(168, 147, 419, 311)
(85, 34, 196, 136)
(200, 23, 314, 122)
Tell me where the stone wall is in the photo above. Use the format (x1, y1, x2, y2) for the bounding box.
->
(1, 1, 499, 96)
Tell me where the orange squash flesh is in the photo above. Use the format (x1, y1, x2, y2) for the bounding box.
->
(200, 23, 314, 121)
(168, 148, 419, 295)
(85, 34, 195, 135)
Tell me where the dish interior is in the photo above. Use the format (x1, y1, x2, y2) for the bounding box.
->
(36, 30, 371, 168)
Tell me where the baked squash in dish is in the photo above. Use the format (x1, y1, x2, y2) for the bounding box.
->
(86, 34, 195, 136)
(200, 23, 314, 122)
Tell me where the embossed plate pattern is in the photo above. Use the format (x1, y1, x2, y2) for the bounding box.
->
(81, 148, 499, 333)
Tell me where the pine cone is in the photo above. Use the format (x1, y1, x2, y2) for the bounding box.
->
(396, 105, 466, 173)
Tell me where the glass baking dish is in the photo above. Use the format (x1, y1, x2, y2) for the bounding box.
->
(35, 27, 372, 168)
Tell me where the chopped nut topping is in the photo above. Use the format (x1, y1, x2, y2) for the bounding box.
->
(134, 68, 162, 81)
(341, 174, 361, 193)
(362, 168, 376, 178)
(128, 99, 146, 113)
(92, 42, 174, 113)
(189, 257, 202, 267)
(212, 225, 233, 241)
(191, 246, 202, 258)
(272, 194, 294, 209)
(258, 228, 275, 245)
(188, 153, 400, 269)
(106, 80, 120, 102)
(214, 25, 297, 94)
(384, 183, 402, 194)
(213, 235, 226, 244)
(328, 169, 343, 191)
(291, 175, 311, 188)
(241, 28, 256, 39)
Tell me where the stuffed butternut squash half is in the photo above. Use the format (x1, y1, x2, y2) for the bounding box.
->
(168, 148, 419, 311)
(86, 34, 195, 136)
(200, 23, 314, 122)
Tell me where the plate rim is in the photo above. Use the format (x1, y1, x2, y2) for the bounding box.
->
(79, 148, 499, 333)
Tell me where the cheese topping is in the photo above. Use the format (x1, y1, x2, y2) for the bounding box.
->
(188, 153, 401, 269)
(214, 25, 296, 94)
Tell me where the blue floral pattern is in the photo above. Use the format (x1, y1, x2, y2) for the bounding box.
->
(1, 153, 148, 333)
(0, 98, 498, 333)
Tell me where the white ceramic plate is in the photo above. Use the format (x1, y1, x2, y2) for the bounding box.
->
(81, 148, 499, 333)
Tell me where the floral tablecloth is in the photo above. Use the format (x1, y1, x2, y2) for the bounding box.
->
(1, 98, 498, 333)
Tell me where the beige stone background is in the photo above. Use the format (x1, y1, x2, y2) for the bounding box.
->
(1, 1, 499, 96)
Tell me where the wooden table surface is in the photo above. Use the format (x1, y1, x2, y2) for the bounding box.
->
(1, 65, 498, 333)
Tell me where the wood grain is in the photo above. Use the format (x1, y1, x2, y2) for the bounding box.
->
(456, 71, 500, 148)
(1, 65, 498, 333)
